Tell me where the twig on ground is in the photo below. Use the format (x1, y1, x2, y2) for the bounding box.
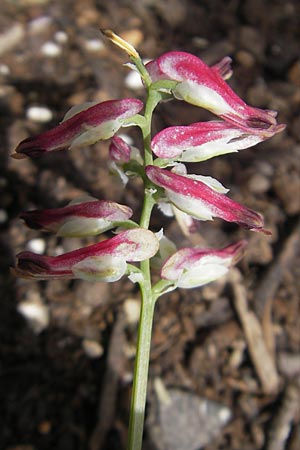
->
(230, 269, 280, 395)
(253, 219, 300, 319)
(89, 312, 126, 450)
(266, 378, 300, 450)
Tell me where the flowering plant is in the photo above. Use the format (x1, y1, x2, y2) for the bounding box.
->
(12, 30, 285, 450)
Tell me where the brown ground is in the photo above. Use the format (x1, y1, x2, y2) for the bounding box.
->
(0, 1, 300, 449)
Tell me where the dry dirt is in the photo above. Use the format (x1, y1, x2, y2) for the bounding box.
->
(0, 1, 300, 449)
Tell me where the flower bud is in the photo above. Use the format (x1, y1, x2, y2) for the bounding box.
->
(151, 121, 271, 162)
(161, 240, 247, 289)
(146, 165, 269, 233)
(13, 98, 143, 158)
(14, 229, 159, 280)
(20, 196, 133, 237)
(147, 52, 285, 136)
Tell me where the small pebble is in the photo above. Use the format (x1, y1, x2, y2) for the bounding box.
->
(54, 30, 68, 44)
(28, 16, 52, 35)
(18, 299, 49, 333)
(26, 106, 53, 123)
(123, 298, 141, 325)
(0, 209, 8, 223)
(84, 39, 105, 53)
(26, 238, 46, 254)
(41, 41, 61, 57)
(0, 64, 10, 76)
(0, 23, 25, 56)
(248, 173, 271, 194)
(82, 339, 104, 358)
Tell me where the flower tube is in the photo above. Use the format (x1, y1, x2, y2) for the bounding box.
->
(13, 98, 144, 158)
(146, 165, 269, 233)
(20, 196, 133, 237)
(14, 228, 159, 281)
(161, 240, 246, 288)
(151, 121, 271, 162)
(146, 52, 285, 136)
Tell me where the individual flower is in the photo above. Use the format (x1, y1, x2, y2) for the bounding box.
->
(161, 240, 246, 289)
(146, 165, 269, 233)
(146, 52, 285, 136)
(14, 228, 159, 281)
(109, 135, 132, 163)
(20, 196, 133, 237)
(151, 121, 272, 162)
(12, 98, 144, 158)
(108, 135, 143, 185)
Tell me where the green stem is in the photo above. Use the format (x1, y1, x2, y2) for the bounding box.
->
(127, 277, 154, 450)
(127, 87, 162, 450)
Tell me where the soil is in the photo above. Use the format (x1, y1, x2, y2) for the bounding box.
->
(0, 1, 300, 450)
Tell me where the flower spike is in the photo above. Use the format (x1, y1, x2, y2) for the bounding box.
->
(146, 52, 285, 136)
(14, 229, 159, 281)
(146, 165, 270, 233)
(161, 240, 247, 289)
(12, 98, 143, 158)
(20, 197, 133, 237)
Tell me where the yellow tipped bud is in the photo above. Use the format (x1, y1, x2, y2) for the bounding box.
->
(101, 29, 139, 59)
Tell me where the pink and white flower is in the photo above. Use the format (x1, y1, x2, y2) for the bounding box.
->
(151, 121, 271, 162)
(109, 135, 132, 163)
(161, 240, 246, 288)
(14, 228, 159, 281)
(20, 196, 133, 237)
(146, 165, 269, 233)
(146, 52, 285, 136)
(13, 98, 143, 158)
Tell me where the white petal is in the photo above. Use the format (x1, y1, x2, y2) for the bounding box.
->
(57, 217, 112, 237)
(174, 81, 235, 116)
(72, 255, 127, 282)
(178, 263, 229, 288)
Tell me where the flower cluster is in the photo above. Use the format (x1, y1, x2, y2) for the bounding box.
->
(13, 47, 284, 290)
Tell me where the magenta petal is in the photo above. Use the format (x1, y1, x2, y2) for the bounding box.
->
(13, 98, 143, 158)
(146, 165, 269, 233)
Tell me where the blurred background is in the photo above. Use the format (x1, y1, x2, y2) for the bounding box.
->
(0, 1, 300, 449)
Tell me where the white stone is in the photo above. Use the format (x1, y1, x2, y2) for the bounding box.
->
(41, 41, 61, 57)
(123, 298, 141, 325)
(26, 238, 46, 254)
(28, 16, 52, 34)
(0, 64, 10, 75)
(82, 339, 104, 358)
(18, 299, 49, 333)
(54, 31, 68, 44)
(26, 106, 53, 123)
(0, 209, 8, 223)
(84, 39, 105, 52)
